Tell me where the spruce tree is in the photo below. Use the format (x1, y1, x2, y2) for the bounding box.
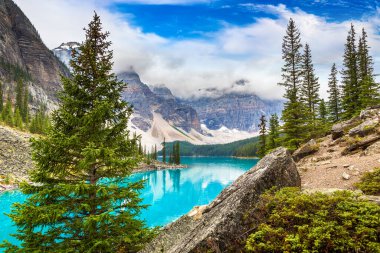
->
(162, 138, 166, 163)
(2, 14, 152, 252)
(327, 63, 341, 122)
(257, 115, 267, 158)
(279, 18, 307, 149)
(0, 80, 3, 114)
(15, 79, 23, 114)
(300, 43, 320, 135)
(319, 99, 327, 123)
(358, 28, 380, 108)
(341, 24, 359, 118)
(22, 84, 29, 123)
(268, 114, 280, 150)
(176, 142, 181, 165)
(14, 108, 23, 129)
(3, 93, 13, 127)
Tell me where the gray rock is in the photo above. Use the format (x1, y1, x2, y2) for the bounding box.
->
(292, 139, 319, 162)
(342, 172, 350, 180)
(331, 116, 361, 140)
(139, 147, 300, 253)
(348, 119, 379, 137)
(182, 93, 283, 132)
(360, 108, 380, 121)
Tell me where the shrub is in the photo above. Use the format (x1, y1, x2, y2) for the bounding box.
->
(245, 187, 380, 253)
(355, 168, 380, 196)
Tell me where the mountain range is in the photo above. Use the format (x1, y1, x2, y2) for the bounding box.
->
(0, 0, 283, 147)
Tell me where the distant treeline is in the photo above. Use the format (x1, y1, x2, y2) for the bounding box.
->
(160, 136, 260, 157)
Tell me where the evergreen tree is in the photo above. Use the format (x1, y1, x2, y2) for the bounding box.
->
(154, 145, 157, 160)
(175, 142, 181, 165)
(162, 138, 166, 163)
(138, 139, 143, 155)
(22, 84, 29, 123)
(327, 63, 341, 122)
(14, 79, 23, 114)
(3, 93, 13, 127)
(300, 43, 320, 134)
(268, 114, 280, 150)
(14, 108, 23, 129)
(172, 143, 176, 164)
(341, 24, 359, 118)
(257, 115, 267, 158)
(279, 18, 307, 149)
(357, 28, 380, 108)
(2, 14, 152, 252)
(319, 99, 327, 124)
(0, 80, 3, 114)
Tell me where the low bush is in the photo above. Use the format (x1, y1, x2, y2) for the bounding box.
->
(245, 187, 380, 253)
(355, 167, 380, 196)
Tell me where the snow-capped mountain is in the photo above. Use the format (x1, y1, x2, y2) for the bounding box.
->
(52, 42, 80, 67)
(52, 43, 283, 146)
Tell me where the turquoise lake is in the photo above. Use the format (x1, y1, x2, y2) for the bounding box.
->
(0, 156, 258, 248)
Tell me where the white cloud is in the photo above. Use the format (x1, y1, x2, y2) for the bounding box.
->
(110, 0, 210, 4)
(13, 1, 380, 100)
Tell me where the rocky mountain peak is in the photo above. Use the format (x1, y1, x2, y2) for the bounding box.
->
(0, 0, 69, 106)
(152, 85, 175, 100)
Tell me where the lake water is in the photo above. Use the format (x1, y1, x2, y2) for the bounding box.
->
(0, 156, 258, 248)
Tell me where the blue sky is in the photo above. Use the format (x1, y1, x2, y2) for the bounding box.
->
(15, 0, 380, 99)
(110, 0, 380, 39)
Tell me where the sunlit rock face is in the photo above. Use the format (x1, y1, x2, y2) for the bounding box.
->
(0, 0, 69, 110)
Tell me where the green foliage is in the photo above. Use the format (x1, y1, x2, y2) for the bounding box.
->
(300, 43, 320, 136)
(355, 168, 380, 196)
(2, 93, 14, 127)
(162, 138, 166, 163)
(1, 13, 153, 252)
(14, 108, 23, 129)
(29, 105, 50, 134)
(279, 19, 308, 150)
(0, 80, 3, 113)
(257, 115, 267, 158)
(0, 57, 32, 82)
(327, 63, 341, 122)
(245, 187, 380, 253)
(268, 114, 280, 151)
(160, 136, 260, 157)
(341, 24, 360, 119)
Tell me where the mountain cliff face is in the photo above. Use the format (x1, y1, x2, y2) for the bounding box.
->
(119, 70, 202, 133)
(182, 93, 283, 132)
(0, 0, 69, 105)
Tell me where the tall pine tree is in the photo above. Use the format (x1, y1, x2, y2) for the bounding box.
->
(162, 138, 166, 163)
(0, 80, 3, 114)
(279, 18, 307, 149)
(257, 115, 267, 158)
(358, 28, 380, 108)
(327, 63, 341, 122)
(2, 14, 152, 252)
(341, 24, 359, 118)
(268, 114, 280, 151)
(300, 43, 320, 135)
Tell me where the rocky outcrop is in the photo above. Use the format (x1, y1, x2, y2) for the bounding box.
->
(0, 0, 69, 106)
(182, 93, 283, 132)
(119, 70, 202, 133)
(331, 116, 361, 140)
(140, 147, 300, 253)
(0, 125, 33, 181)
(293, 139, 319, 162)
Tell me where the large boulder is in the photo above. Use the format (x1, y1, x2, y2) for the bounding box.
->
(292, 139, 319, 162)
(348, 118, 379, 137)
(331, 116, 361, 140)
(139, 147, 300, 253)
